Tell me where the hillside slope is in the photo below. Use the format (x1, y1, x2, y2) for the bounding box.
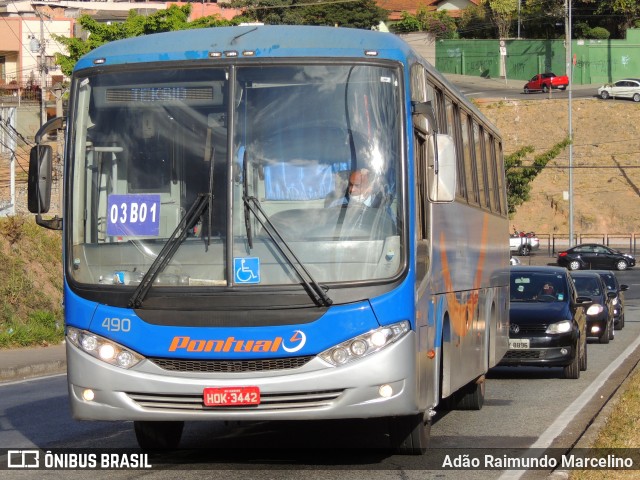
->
(479, 98, 640, 235)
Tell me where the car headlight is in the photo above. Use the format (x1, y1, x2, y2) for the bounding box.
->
(67, 327, 143, 369)
(546, 320, 573, 334)
(586, 304, 604, 316)
(319, 321, 410, 367)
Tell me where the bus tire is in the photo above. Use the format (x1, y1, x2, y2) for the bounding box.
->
(389, 414, 431, 455)
(134, 421, 184, 450)
(452, 376, 485, 411)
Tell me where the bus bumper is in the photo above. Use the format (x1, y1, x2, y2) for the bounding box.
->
(66, 332, 426, 421)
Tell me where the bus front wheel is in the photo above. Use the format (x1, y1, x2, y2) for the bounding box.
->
(389, 414, 431, 455)
(134, 421, 184, 450)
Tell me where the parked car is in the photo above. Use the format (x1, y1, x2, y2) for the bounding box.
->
(592, 270, 629, 330)
(509, 231, 540, 256)
(557, 243, 636, 271)
(570, 271, 616, 344)
(500, 266, 590, 379)
(597, 78, 640, 102)
(523, 72, 569, 93)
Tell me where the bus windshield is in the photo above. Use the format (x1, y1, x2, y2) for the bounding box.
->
(68, 63, 404, 290)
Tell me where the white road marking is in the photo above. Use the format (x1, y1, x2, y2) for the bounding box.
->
(497, 332, 640, 480)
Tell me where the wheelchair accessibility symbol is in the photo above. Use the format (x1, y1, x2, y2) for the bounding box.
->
(234, 257, 261, 284)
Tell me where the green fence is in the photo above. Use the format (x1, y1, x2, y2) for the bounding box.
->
(435, 29, 640, 85)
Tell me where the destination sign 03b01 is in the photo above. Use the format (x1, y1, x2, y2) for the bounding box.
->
(107, 194, 160, 237)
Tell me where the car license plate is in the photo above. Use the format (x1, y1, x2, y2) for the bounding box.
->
(203, 386, 260, 407)
(509, 339, 530, 350)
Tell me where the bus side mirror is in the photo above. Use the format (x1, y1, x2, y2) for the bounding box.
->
(427, 134, 456, 203)
(28, 145, 53, 214)
(27, 116, 64, 230)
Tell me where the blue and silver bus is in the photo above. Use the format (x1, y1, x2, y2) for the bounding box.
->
(28, 25, 509, 454)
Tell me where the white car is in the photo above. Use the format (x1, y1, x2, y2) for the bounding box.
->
(598, 79, 640, 102)
(509, 235, 539, 256)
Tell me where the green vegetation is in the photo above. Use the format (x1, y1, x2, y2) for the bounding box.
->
(505, 137, 571, 217)
(54, 5, 237, 76)
(0, 216, 63, 348)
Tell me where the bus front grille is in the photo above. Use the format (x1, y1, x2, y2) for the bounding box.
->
(126, 390, 344, 411)
(149, 356, 314, 373)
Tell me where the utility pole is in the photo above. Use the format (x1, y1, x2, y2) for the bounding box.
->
(30, 7, 49, 127)
(565, 0, 574, 247)
(39, 10, 47, 127)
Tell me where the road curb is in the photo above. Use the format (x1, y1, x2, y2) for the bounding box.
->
(0, 359, 66, 383)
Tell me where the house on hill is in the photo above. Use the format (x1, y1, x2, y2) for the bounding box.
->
(379, 0, 480, 21)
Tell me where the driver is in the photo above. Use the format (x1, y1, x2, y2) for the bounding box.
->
(329, 168, 381, 207)
(540, 282, 555, 296)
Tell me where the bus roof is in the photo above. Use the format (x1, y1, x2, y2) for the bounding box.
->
(75, 25, 413, 71)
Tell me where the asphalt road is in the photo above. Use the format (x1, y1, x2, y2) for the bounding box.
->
(447, 74, 601, 101)
(2, 267, 640, 479)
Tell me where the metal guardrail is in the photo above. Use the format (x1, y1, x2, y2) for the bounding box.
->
(542, 233, 639, 256)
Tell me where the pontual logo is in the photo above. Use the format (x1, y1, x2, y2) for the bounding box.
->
(168, 331, 307, 354)
(282, 330, 306, 353)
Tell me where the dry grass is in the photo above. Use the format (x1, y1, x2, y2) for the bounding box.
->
(479, 98, 640, 235)
(570, 367, 640, 479)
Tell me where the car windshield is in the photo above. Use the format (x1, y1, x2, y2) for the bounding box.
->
(510, 272, 567, 302)
(573, 277, 602, 297)
(599, 274, 616, 291)
(67, 63, 404, 289)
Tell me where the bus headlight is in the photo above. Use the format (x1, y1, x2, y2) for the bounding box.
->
(319, 321, 410, 367)
(67, 327, 143, 369)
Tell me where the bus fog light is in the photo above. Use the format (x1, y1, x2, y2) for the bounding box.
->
(82, 389, 95, 402)
(560, 348, 568, 356)
(379, 384, 393, 398)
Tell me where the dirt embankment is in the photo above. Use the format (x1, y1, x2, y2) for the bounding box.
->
(479, 98, 640, 235)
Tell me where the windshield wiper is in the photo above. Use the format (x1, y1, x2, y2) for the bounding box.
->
(128, 193, 211, 308)
(243, 195, 333, 307)
(241, 154, 331, 307)
(241, 147, 253, 249)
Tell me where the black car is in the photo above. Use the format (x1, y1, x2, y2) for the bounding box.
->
(557, 243, 636, 271)
(500, 266, 591, 379)
(570, 271, 617, 343)
(592, 270, 629, 330)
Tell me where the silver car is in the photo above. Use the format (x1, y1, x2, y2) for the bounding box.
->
(598, 79, 640, 102)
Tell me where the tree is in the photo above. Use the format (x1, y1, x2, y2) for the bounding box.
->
(579, 0, 640, 37)
(224, 0, 387, 29)
(456, 2, 494, 39)
(505, 137, 570, 216)
(54, 5, 235, 77)
(486, 0, 518, 39)
(390, 8, 458, 38)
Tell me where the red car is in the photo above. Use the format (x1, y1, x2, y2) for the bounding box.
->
(523, 72, 569, 93)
